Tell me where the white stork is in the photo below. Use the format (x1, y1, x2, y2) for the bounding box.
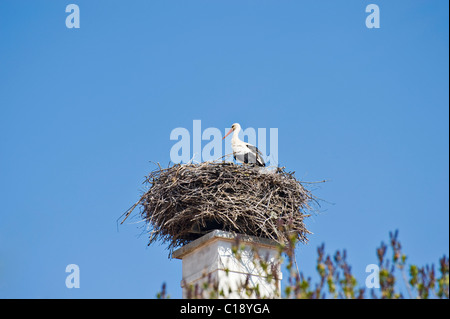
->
(223, 123, 265, 167)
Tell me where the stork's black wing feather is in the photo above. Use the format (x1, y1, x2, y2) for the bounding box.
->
(244, 144, 265, 167)
(245, 144, 263, 156)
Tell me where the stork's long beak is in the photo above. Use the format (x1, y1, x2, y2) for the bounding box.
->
(223, 128, 233, 140)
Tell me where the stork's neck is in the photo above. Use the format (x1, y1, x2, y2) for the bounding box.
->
(232, 126, 242, 144)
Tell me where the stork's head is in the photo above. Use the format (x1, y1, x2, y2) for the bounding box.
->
(223, 123, 241, 139)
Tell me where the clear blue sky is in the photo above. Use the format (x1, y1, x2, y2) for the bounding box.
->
(0, 1, 448, 298)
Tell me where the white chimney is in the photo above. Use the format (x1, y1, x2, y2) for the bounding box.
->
(172, 230, 282, 298)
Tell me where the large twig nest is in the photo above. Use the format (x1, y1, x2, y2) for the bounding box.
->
(121, 161, 317, 254)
